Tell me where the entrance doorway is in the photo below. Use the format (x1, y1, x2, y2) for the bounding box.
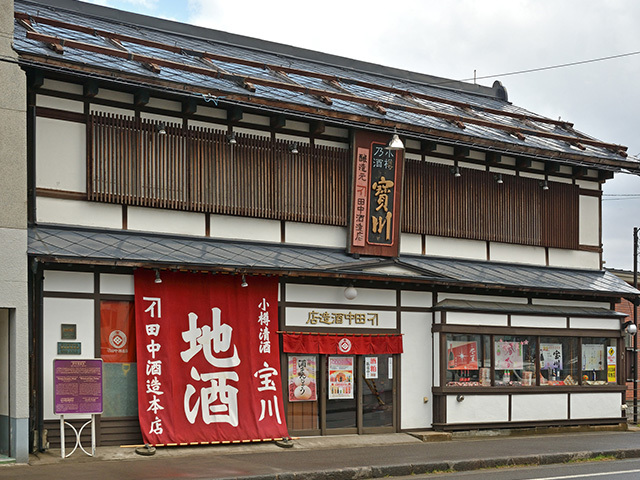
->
(285, 353, 397, 436)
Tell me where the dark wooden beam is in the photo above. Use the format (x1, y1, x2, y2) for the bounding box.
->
(134, 89, 149, 107)
(516, 157, 532, 169)
(310, 120, 325, 136)
(572, 166, 589, 179)
(545, 162, 561, 174)
(182, 98, 197, 115)
(453, 146, 470, 158)
(486, 152, 502, 165)
(598, 170, 615, 181)
(83, 80, 99, 98)
(28, 71, 44, 90)
(421, 140, 438, 153)
(228, 106, 243, 123)
(270, 114, 286, 130)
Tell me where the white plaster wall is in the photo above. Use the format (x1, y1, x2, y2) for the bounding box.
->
(489, 242, 546, 266)
(93, 88, 133, 104)
(519, 172, 545, 181)
(284, 119, 309, 132)
(579, 195, 600, 246)
(233, 126, 270, 138)
(139, 112, 180, 126)
(425, 156, 454, 167)
(210, 214, 279, 242)
(458, 161, 485, 171)
(44, 271, 94, 293)
(446, 312, 508, 326)
(571, 392, 622, 419)
(400, 233, 422, 255)
(187, 119, 225, 131)
(314, 139, 350, 149)
(36, 95, 84, 113)
(36, 117, 86, 192)
(146, 97, 181, 111)
(510, 315, 567, 329)
(36, 197, 122, 229)
(438, 293, 528, 304)
(400, 311, 432, 429)
(128, 207, 206, 236)
(511, 394, 568, 421)
(569, 317, 621, 330)
(425, 236, 486, 260)
(100, 273, 134, 295)
(285, 222, 346, 248)
(43, 297, 95, 420)
(41, 79, 83, 95)
(400, 290, 432, 308)
(90, 105, 133, 116)
(197, 105, 227, 120)
(548, 249, 600, 270)
(446, 395, 509, 423)
(324, 126, 348, 138)
(275, 133, 309, 144)
(576, 180, 600, 191)
(285, 284, 396, 306)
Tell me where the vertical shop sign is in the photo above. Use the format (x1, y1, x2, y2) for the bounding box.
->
(328, 356, 354, 400)
(288, 356, 317, 402)
(349, 132, 404, 258)
(607, 346, 616, 383)
(368, 143, 396, 245)
(365, 357, 378, 379)
(134, 270, 288, 445)
(101, 301, 136, 363)
(352, 147, 370, 247)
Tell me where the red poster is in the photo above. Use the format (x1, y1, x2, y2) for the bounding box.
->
(100, 301, 136, 363)
(447, 341, 478, 370)
(134, 270, 288, 445)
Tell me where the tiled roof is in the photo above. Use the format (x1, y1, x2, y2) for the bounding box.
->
(29, 224, 640, 298)
(13, 0, 640, 173)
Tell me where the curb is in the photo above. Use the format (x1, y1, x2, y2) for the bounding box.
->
(212, 448, 640, 480)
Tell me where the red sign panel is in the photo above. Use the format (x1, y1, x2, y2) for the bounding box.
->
(352, 147, 370, 247)
(447, 341, 478, 370)
(100, 301, 136, 363)
(134, 270, 288, 445)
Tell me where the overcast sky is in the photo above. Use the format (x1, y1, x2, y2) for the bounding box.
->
(85, 0, 640, 271)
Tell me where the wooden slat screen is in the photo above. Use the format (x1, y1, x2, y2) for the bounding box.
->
(402, 160, 579, 249)
(88, 113, 350, 226)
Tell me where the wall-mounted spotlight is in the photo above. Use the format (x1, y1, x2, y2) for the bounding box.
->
(227, 132, 237, 145)
(288, 143, 299, 154)
(385, 128, 405, 151)
(241, 274, 248, 288)
(495, 173, 504, 185)
(540, 179, 549, 191)
(154, 269, 162, 284)
(622, 320, 638, 335)
(344, 284, 358, 300)
(156, 122, 167, 135)
(450, 165, 461, 178)
(456, 394, 465, 402)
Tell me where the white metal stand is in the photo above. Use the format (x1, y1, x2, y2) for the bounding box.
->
(60, 414, 96, 459)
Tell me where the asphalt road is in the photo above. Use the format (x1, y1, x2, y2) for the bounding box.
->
(396, 457, 640, 479)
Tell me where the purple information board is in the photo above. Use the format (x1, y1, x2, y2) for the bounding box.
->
(54, 359, 103, 415)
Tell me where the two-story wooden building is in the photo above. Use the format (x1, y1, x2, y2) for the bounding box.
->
(3, 0, 640, 462)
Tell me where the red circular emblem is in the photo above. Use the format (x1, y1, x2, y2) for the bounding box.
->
(338, 338, 352, 353)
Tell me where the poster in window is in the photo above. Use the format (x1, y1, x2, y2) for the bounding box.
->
(447, 341, 478, 370)
(365, 356, 378, 379)
(494, 341, 524, 370)
(583, 344, 605, 371)
(100, 301, 136, 363)
(288, 355, 317, 402)
(328, 356, 354, 399)
(540, 343, 563, 371)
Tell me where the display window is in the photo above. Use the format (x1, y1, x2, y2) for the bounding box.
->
(494, 336, 537, 386)
(445, 334, 491, 387)
(581, 337, 617, 385)
(444, 332, 619, 388)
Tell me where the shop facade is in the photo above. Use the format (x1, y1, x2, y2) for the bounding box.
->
(4, 0, 640, 460)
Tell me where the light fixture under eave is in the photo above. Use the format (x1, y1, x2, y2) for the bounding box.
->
(451, 166, 461, 178)
(241, 274, 248, 288)
(289, 143, 299, 154)
(344, 285, 358, 300)
(622, 320, 638, 335)
(495, 173, 504, 184)
(154, 269, 162, 284)
(540, 179, 549, 191)
(227, 132, 237, 144)
(156, 122, 167, 135)
(385, 129, 404, 151)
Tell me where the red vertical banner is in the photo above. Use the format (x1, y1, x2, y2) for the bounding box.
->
(134, 270, 288, 445)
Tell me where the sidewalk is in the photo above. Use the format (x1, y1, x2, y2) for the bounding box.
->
(3, 427, 640, 479)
